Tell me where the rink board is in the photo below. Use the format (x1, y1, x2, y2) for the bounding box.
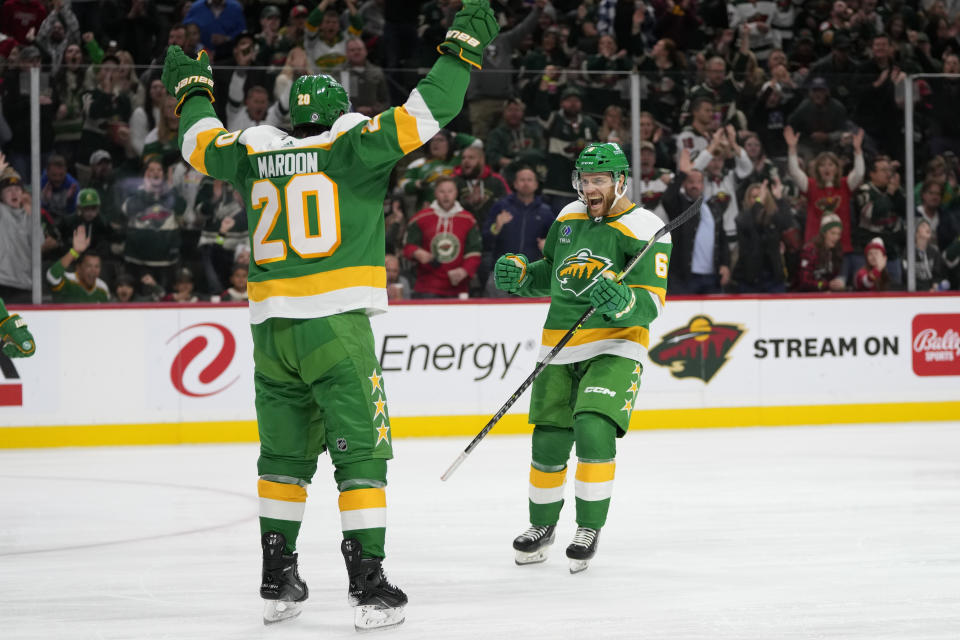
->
(0, 294, 958, 447)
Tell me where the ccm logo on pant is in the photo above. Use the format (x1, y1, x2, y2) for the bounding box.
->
(584, 386, 616, 397)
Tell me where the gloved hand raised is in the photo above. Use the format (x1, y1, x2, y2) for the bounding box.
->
(162, 45, 215, 116)
(437, 0, 501, 69)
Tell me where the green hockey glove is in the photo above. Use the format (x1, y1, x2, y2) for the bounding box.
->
(494, 253, 529, 293)
(0, 313, 36, 358)
(437, 0, 500, 69)
(589, 272, 635, 320)
(161, 45, 215, 116)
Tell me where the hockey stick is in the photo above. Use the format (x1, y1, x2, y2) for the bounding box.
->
(441, 197, 703, 481)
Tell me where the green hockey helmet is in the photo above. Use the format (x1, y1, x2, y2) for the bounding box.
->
(289, 74, 351, 128)
(572, 142, 631, 205)
(77, 188, 100, 208)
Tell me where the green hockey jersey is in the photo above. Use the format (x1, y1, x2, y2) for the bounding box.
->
(518, 201, 672, 364)
(46, 259, 110, 303)
(177, 56, 469, 324)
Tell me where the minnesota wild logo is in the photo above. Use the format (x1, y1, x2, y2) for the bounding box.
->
(555, 249, 613, 296)
(431, 232, 461, 264)
(648, 315, 744, 383)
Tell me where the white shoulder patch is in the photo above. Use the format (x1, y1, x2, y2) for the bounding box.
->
(238, 125, 296, 153)
(239, 113, 369, 153)
(618, 207, 671, 244)
(556, 200, 587, 220)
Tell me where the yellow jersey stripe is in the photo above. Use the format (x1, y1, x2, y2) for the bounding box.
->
(248, 265, 386, 302)
(541, 326, 650, 349)
(394, 106, 422, 154)
(557, 211, 590, 222)
(189, 127, 226, 174)
(530, 466, 567, 489)
(575, 461, 616, 483)
(636, 284, 667, 307)
(607, 221, 637, 239)
(257, 479, 307, 502)
(339, 487, 387, 511)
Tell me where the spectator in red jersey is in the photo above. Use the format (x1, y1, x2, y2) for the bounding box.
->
(1, 0, 47, 45)
(854, 237, 893, 291)
(403, 176, 482, 299)
(785, 124, 864, 280)
(794, 213, 846, 292)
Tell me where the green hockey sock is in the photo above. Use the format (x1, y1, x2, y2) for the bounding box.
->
(572, 412, 618, 529)
(258, 476, 308, 553)
(528, 425, 574, 526)
(335, 459, 388, 558)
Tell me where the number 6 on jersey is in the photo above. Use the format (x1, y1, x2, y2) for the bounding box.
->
(251, 173, 342, 265)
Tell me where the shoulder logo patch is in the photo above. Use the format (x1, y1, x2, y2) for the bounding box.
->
(555, 249, 613, 297)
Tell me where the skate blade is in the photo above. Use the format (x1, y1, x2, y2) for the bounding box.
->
(568, 558, 590, 574)
(514, 547, 550, 565)
(263, 599, 303, 625)
(354, 604, 405, 632)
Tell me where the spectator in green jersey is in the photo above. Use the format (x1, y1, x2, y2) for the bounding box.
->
(46, 226, 110, 303)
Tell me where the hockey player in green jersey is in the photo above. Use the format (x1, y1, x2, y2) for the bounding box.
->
(162, 0, 498, 630)
(493, 142, 672, 573)
(0, 297, 35, 358)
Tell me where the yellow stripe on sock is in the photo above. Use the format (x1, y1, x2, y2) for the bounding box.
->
(338, 487, 386, 511)
(575, 461, 616, 483)
(258, 479, 307, 502)
(530, 466, 567, 489)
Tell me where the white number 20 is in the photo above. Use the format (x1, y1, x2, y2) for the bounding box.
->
(654, 252, 668, 278)
(251, 173, 341, 265)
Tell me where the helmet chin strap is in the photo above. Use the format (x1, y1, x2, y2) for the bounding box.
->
(610, 174, 629, 212)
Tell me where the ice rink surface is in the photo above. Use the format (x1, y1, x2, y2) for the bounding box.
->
(2, 422, 959, 640)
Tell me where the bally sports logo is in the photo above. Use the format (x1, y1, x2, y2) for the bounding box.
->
(167, 323, 239, 397)
(912, 314, 960, 376)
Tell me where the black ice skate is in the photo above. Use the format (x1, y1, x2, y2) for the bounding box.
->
(260, 531, 309, 625)
(565, 527, 600, 574)
(512, 524, 556, 565)
(341, 538, 407, 631)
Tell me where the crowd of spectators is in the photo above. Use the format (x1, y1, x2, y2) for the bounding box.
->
(2, 0, 960, 304)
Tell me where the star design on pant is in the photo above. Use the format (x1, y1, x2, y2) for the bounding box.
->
(632, 364, 642, 376)
(627, 380, 638, 394)
(369, 370, 383, 395)
(373, 397, 387, 420)
(376, 422, 390, 446)
(621, 399, 632, 412)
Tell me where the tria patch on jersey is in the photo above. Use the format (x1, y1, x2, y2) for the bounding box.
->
(555, 249, 613, 297)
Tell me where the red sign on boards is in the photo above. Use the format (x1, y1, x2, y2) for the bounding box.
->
(912, 314, 960, 376)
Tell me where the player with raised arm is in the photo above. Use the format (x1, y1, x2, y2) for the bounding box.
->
(492, 143, 672, 573)
(0, 297, 35, 358)
(162, 1, 498, 630)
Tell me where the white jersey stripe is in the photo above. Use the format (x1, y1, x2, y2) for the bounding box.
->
(181, 117, 224, 164)
(403, 89, 440, 148)
(540, 340, 646, 365)
(249, 286, 387, 324)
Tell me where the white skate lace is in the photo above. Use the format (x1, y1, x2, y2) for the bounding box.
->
(571, 528, 597, 547)
(519, 526, 550, 542)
